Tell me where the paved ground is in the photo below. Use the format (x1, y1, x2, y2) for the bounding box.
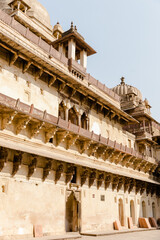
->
(81, 230, 160, 240)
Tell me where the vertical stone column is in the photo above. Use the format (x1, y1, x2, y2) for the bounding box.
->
(17, 1, 21, 10)
(123, 196, 127, 227)
(134, 196, 138, 225)
(65, 107, 69, 121)
(86, 117, 89, 130)
(68, 39, 76, 60)
(80, 50, 87, 68)
(78, 113, 81, 127)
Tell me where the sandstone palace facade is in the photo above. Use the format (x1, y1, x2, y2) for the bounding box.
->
(0, 0, 159, 239)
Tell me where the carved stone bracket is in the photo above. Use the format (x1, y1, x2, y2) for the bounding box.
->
(109, 151, 121, 163)
(58, 82, 66, 92)
(9, 52, 18, 66)
(15, 117, 31, 134)
(56, 130, 69, 146)
(28, 157, 37, 179)
(30, 121, 44, 138)
(95, 147, 105, 158)
(45, 127, 58, 143)
(77, 140, 91, 154)
(70, 88, 77, 99)
(12, 152, 23, 177)
(97, 173, 104, 189)
(48, 75, 56, 87)
(66, 134, 79, 150)
(140, 182, 146, 195)
(89, 171, 96, 188)
(104, 148, 114, 160)
(55, 163, 64, 183)
(88, 144, 99, 157)
(35, 68, 43, 81)
(133, 159, 141, 170)
(105, 174, 112, 189)
(124, 178, 130, 193)
(126, 156, 136, 168)
(149, 164, 157, 174)
(128, 179, 135, 193)
(23, 61, 32, 74)
(138, 160, 147, 172)
(1, 111, 17, 130)
(121, 155, 133, 167)
(0, 147, 8, 171)
(151, 185, 156, 196)
(144, 163, 152, 173)
(112, 175, 119, 191)
(66, 165, 75, 184)
(43, 161, 52, 181)
(117, 177, 124, 192)
(135, 181, 142, 194)
(114, 153, 125, 165)
(81, 168, 89, 186)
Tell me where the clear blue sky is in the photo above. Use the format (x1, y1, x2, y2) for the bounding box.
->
(39, 0, 160, 122)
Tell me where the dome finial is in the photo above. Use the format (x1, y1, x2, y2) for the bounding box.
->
(71, 21, 74, 30)
(120, 76, 125, 85)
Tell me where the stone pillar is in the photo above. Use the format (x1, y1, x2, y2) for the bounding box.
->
(80, 50, 87, 68)
(135, 196, 138, 225)
(68, 39, 76, 60)
(17, 1, 21, 10)
(86, 117, 89, 130)
(65, 107, 69, 121)
(123, 196, 128, 227)
(78, 113, 81, 127)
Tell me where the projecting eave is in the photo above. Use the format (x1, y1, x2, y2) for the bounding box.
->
(132, 111, 160, 126)
(52, 32, 96, 57)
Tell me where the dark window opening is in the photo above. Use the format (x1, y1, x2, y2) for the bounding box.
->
(71, 167, 77, 184)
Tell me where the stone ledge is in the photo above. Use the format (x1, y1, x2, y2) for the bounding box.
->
(80, 228, 158, 236)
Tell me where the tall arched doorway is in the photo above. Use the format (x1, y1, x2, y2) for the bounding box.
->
(142, 201, 146, 217)
(130, 200, 135, 224)
(65, 191, 80, 232)
(118, 199, 124, 226)
(152, 202, 156, 218)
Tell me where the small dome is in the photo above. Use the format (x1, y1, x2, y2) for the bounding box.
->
(53, 22, 63, 34)
(0, 0, 51, 28)
(112, 77, 142, 100)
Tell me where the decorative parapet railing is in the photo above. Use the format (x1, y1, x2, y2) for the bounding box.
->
(0, 9, 120, 103)
(0, 92, 158, 176)
(68, 58, 86, 80)
(123, 122, 153, 136)
(87, 74, 120, 101)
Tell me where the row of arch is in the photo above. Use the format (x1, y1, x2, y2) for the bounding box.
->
(59, 102, 89, 130)
(118, 199, 156, 226)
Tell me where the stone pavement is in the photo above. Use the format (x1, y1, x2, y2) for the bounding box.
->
(81, 230, 160, 240)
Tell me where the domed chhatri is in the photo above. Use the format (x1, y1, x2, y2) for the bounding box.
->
(112, 77, 151, 115)
(0, 0, 51, 30)
(112, 77, 142, 100)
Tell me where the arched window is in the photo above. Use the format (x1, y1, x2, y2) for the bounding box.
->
(152, 202, 156, 218)
(142, 201, 146, 217)
(118, 198, 124, 226)
(130, 200, 135, 224)
(59, 101, 66, 120)
(81, 112, 88, 130)
(68, 107, 78, 125)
